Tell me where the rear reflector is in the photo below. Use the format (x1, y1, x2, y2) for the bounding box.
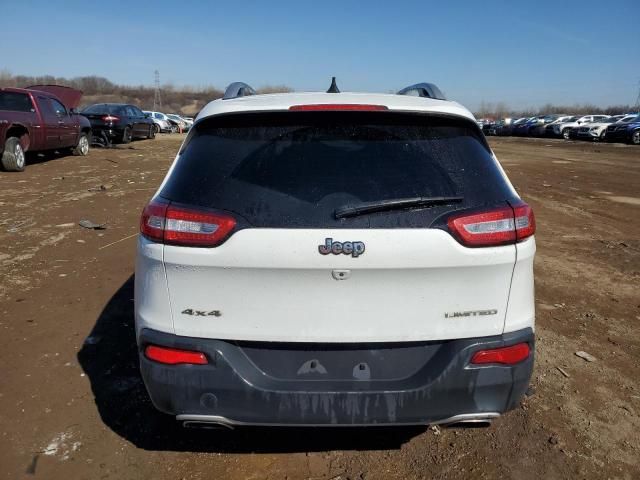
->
(140, 199, 237, 247)
(289, 104, 388, 111)
(447, 203, 535, 247)
(470, 343, 530, 365)
(145, 345, 208, 365)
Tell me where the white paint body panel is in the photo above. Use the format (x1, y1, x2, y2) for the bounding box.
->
(144, 229, 526, 343)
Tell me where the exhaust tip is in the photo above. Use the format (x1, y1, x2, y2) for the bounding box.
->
(445, 419, 493, 428)
(182, 420, 234, 430)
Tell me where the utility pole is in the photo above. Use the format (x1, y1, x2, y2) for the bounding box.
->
(153, 70, 162, 111)
(635, 79, 640, 109)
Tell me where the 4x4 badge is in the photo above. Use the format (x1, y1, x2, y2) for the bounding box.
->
(181, 309, 222, 317)
(318, 238, 365, 258)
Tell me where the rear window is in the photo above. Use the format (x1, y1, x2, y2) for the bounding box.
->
(82, 104, 122, 114)
(160, 112, 516, 228)
(0, 92, 33, 112)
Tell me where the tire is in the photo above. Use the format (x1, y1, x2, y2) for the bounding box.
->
(153, 123, 160, 134)
(599, 130, 606, 142)
(1, 136, 26, 172)
(562, 129, 571, 140)
(121, 126, 132, 144)
(72, 133, 90, 156)
(631, 130, 640, 145)
(147, 124, 156, 139)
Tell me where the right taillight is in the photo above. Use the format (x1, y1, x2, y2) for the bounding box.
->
(447, 202, 535, 247)
(140, 198, 237, 247)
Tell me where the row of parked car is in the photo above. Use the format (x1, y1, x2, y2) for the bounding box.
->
(478, 113, 640, 145)
(478, 113, 640, 144)
(80, 103, 194, 145)
(0, 84, 195, 171)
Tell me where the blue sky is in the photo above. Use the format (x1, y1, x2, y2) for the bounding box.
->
(1, 0, 638, 110)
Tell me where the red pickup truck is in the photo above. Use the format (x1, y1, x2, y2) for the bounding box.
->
(0, 85, 92, 172)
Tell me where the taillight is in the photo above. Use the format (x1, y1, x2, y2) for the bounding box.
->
(140, 199, 237, 247)
(289, 104, 388, 111)
(447, 203, 535, 247)
(145, 345, 208, 365)
(102, 115, 119, 122)
(470, 343, 530, 365)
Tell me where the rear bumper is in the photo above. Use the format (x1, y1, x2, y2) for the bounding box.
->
(92, 126, 124, 139)
(138, 327, 534, 426)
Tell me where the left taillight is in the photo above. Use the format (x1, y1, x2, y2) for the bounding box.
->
(447, 202, 535, 247)
(470, 343, 530, 365)
(140, 198, 237, 247)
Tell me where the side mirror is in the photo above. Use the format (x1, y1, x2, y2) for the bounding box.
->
(69, 108, 78, 115)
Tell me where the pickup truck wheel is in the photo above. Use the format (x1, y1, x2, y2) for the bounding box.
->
(72, 133, 90, 156)
(1, 137, 26, 172)
(121, 127, 132, 144)
(147, 124, 156, 139)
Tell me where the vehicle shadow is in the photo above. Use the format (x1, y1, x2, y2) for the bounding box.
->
(78, 275, 425, 453)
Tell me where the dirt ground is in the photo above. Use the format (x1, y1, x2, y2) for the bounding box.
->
(0, 134, 638, 480)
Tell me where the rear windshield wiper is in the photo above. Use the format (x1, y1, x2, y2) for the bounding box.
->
(334, 196, 464, 219)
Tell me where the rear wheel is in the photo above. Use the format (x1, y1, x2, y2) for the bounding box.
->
(154, 123, 160, 134)
(121, 126, 132, 144)
(1, 136, 26, 172)
(562, 128, 571, 140)
(72, 133, 90, 155)
(631, 130, 640, 145)
(147, 124, 156, 139)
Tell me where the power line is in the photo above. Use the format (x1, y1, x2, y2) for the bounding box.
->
(153, 70, 162, 111)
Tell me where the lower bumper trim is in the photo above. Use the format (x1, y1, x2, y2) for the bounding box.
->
(176, 412, 501, 428)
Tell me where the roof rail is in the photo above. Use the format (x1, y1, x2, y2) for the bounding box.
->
(397, 83, 446, 100)
(223, 82, 257, 100)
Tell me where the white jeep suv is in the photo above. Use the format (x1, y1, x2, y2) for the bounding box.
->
(135, 80, 536, 428)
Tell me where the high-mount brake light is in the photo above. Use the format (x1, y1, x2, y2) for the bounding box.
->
(145, 345, 208, 365)
(102, 115, 119, 122)
(140, 199, 236, 247)
(289, 104, 388, 111)
(447, 203, 535, 247)
(470, 343, 530, 365)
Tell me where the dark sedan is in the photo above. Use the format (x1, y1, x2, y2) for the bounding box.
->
(605, 114, 640, 144)
(81, 103, 155, 144)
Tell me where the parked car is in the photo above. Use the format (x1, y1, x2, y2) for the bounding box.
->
(576, 115, 625, 141)
(136, 80, 536, 428)
(556, 115, 610, 140)
(82, 103, 155, 144)
(512, 117, 539, 136)
(144, 111, 175, 133)
(544, 116, 579, 137)
(0, 85, 91, 172)
(605, 114, 640, 144)
(528, 115, 561, 137)
(167, 114, 191, 132)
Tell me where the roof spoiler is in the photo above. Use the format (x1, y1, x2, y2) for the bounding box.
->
(397, 83, 446, 100)
(223, 82, 256, 100)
